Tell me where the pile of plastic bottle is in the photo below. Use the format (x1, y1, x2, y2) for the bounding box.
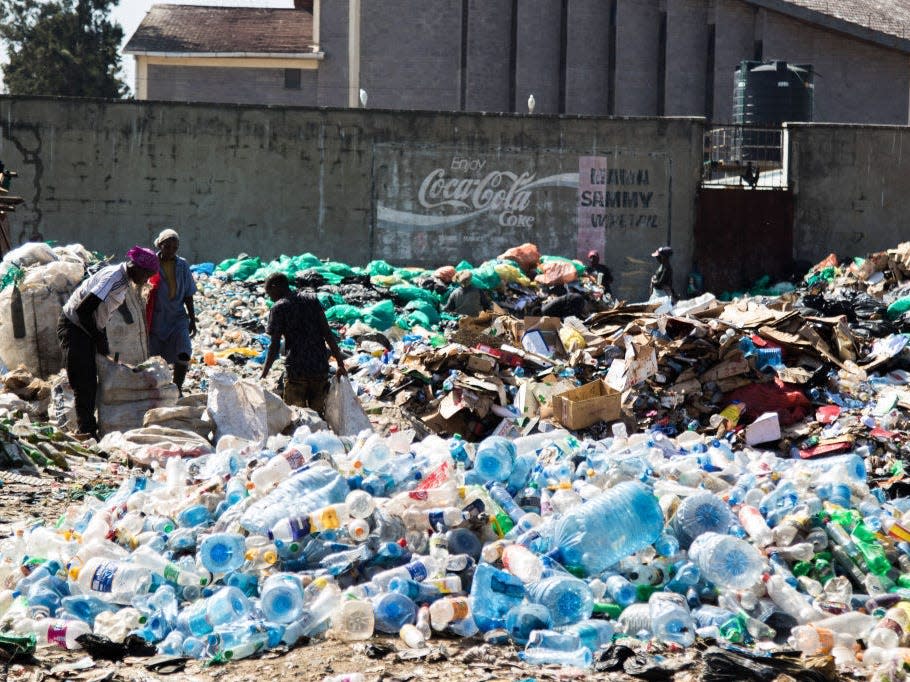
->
(3, 420, 910, 676)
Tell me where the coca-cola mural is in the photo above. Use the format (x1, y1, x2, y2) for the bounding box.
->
(373, 145, 668, 267)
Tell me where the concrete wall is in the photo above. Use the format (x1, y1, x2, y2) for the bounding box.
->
(788, 123, 910, 263)
(712, 0, 756, 122)
(359, 0, 462, 110)
(665, 0, 709, 117)
(515, 0, 563, 115)
(146, 65, 319, 107)
(565, 0, 611, 116)
(0, 96, 703, 300)
(614, 0, 661, 116)
(465, 0, 512, 112)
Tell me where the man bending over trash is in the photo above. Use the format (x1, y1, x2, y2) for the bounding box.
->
(57, 247, 159, 440)
(259, 273, 347, 415)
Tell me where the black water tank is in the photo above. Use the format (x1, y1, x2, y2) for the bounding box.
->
(732, 60, 813, 162)
(733, 60, 813, 125)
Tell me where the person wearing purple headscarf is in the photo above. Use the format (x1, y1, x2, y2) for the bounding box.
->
(57, 247, 159, 439)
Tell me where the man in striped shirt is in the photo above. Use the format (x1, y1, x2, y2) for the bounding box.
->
(58, 247, 159, 439)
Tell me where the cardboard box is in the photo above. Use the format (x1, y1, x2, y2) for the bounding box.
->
(552, 379, 621, 430)
(606, 338, 658, 392)
(745, 411, 781, 445)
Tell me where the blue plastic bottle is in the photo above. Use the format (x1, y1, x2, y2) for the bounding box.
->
(563, 619, 615, 651)
(177, 504, 212, 528)
(505, 603, 551, 644)
(649, 591, 695, 647)
(198, 533, 246, 574)
(603, 573, 637, 607)
(672, 492, 733, 547)
(550, 482, 664, 576)
(259, 574, 304, 623)
(60, 595, 118, 625)
(527, 575, 594, 627)
(372, 592, 417, 633)
(473, 437, 516, 482)
(469, 562, 525, 631)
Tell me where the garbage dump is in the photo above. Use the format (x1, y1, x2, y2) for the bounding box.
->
(0, 242, 907, 680)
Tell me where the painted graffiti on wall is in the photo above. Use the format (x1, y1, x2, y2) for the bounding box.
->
(576, 153, 670, 298)
(373, 145, 670, 270)
(374, 145, 578, 262)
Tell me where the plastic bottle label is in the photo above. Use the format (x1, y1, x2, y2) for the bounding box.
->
(285, 449, 307, 469)
(406, 562, 428, 582)
(90, 562, 118, 593)
(449, 599, 470, 621)
(163, 563, 180, 583)
(288, 518, 310, 540)
(417, 462, 450, 491)
(427, 510, 446, 529)
(47, 623, 68, 648)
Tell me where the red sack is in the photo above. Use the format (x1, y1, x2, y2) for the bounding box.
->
(726, 379, 811, 426)
(145, 273, 160, 330)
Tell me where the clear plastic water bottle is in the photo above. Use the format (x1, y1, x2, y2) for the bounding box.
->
(239, 465, 348, 535)
(604, 573, 637, 607)
(259, 573, 304, 623)
(520, 629, 593, 667)
(69, 557, 152, 604)
(469, 563, 525, 632)
(649, 591, 695, 647)
(550, 482, 664, 575)
(249, 446, 311, 492)
(527, 575, 594, 627)
(428, 596, 471, 630)
(618, 602, 652, 637)
(473, 437, 516, 482)
(737, 505, 774, 548)
(332, 598, 375, 641)
(198, 533, 246, 574)
(688, 532, 764, 589)
(177, 504, 212, 528)
(672, 492, 732, 547)
(372, 592, 417, 634)
(60, 594, 117, 625)
(15, 617, 91, 649)
(562, 619, 615, 651)
(504, 602, 551, 644)
(177, 586, 251, 637)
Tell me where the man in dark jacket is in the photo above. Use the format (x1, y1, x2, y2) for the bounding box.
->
(260, 273, 347, 415)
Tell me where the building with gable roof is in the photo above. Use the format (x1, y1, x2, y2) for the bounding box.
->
(124, 0, 910, 123)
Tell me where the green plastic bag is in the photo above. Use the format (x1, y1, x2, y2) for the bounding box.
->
(225, 257, 262, 281)
(317, 292, 345, 309)
(322, 262, 356, 278)
(887, 297, 910, 320)
(367, 260, 395, 277)
(325, 304, 362, 324)
(292, 253, 323, 269)
(455, 260, 474, 271)
(361, 299, 396, 330)
(404, 299, 440, 325)
(396, 310, 433, 330)
(469, 262, 501, 290)
(216, 258, 238, 272)
(389, 284, 440, 305)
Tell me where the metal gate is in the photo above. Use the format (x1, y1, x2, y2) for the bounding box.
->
(695, 187, 794, 294)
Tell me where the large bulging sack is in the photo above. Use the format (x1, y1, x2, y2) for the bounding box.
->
(207, 371, 269, 445)
(96, 355, 178, 435)
(105, 282, 149, 366)
(0, 259, 86, 378)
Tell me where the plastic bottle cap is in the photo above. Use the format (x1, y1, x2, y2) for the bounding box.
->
(68, 567, 80, 580)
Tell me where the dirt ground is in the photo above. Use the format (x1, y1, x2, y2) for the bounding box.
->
(0, 464, 677, 682)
